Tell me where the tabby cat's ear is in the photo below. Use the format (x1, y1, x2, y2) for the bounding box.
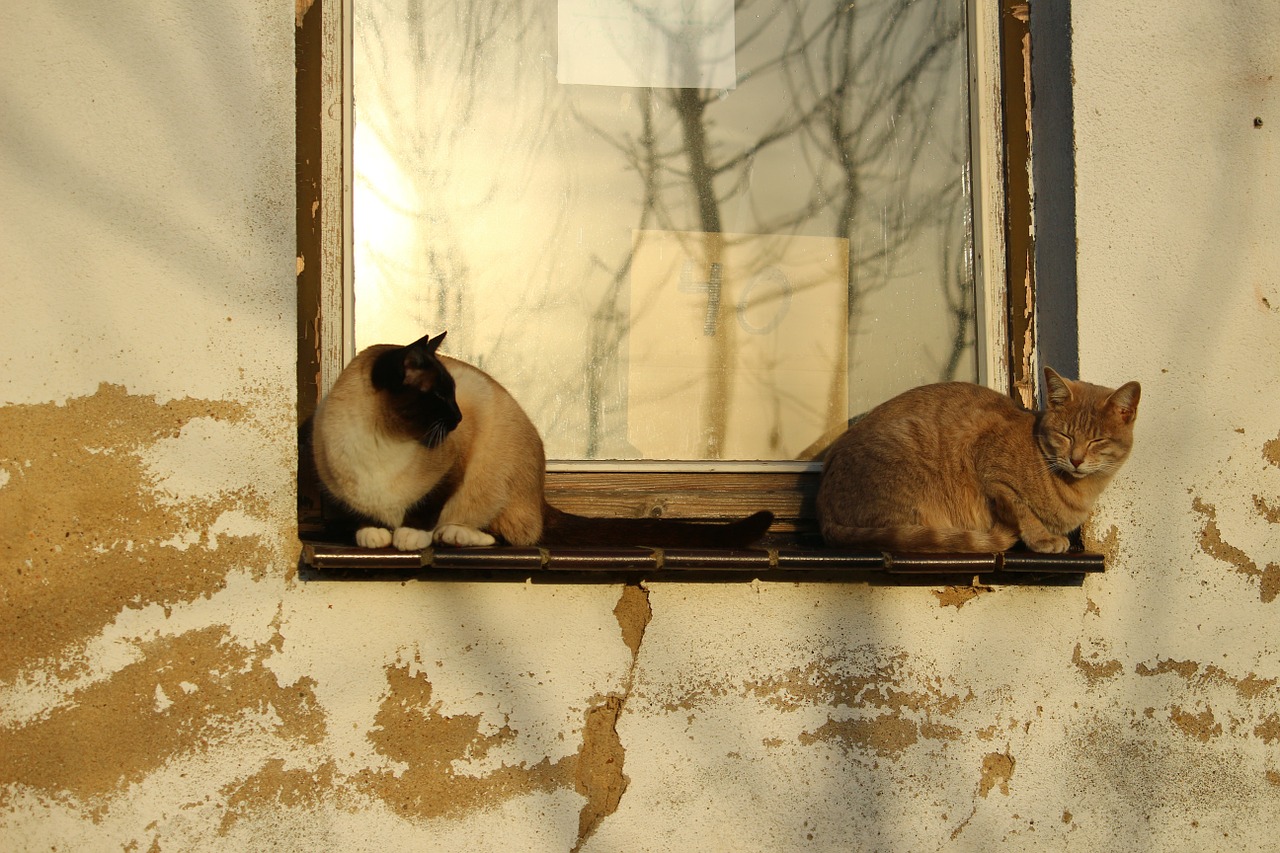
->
(1043, 367, 1072, 408)
(1107, 381, 1141, 425)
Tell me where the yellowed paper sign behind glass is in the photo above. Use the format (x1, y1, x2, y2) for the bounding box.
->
(557, 0, 736, 90)
(628, 230, 848, 461)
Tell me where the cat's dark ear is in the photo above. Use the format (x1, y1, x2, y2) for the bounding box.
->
(1107, 381, 1141, 425)
(1043, 367, 1072, 408)
(405, 330, 445, 352)
(401, 332, 447, 392)
(371, 332, 445, 391)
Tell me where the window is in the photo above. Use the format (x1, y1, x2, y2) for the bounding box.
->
(297, 0, 1078, 565)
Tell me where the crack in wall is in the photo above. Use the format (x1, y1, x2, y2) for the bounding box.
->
(571, 583, 651, 852)
(950, 748, 1016, 841)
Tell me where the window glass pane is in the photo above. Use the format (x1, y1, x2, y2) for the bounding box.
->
(353, 0, 976, 462)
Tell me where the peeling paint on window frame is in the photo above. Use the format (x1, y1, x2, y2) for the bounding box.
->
(295, 0, 1087, 573)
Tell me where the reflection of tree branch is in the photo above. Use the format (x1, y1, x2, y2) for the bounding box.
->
(358, 0, 976, 458)
(570, 0, 971, 454)
(583, 87, 661, 457)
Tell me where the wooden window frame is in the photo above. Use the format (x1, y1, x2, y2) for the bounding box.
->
(296, 0, 1090, 582)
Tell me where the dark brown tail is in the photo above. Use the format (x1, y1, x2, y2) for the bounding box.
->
(541, 506, 774, 548)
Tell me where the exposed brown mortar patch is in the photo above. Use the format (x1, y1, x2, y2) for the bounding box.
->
(0, 625, 325, 802)
(1072, 644, 1123, 683)
(978, 751, 1015, 797)
(743, 651, 970, 759)
(932, 579, 994, 609)
(1169, 706, 1222, 742)
(1135, 657, 1277, 699)
(308, 588, 651, 834)
(1192, 497, 1278, 603)
(1253, 714, 1280, 743)
(0, 384, 278, 685)
(571, 584, 650, 851)
(1264, 432, 1280, 469)
(219, 758, 338, 834)
(1255, 495, 1280, 525)
(356, 663, 573, 821)
(572, 696, 628, 852)
(1083, 523, 1120, 564)
(613, 583, 651, 662)
(799, 713, 920, 758)
(1263, 564, 1280, 604)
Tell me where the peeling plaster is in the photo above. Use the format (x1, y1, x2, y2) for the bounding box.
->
(1255, 495, 1280, 524)
(978, 750, 1016, 798)
(1071, 644, 1123, 684)
(572, 696, 628, 851)
(0, 625, 324, 801)
(0, 385, 284, 686)
(4, 0, 1280, 848)
(572, 584, 651, 850)
(750, 650, 970, 759)
(1192, 497, 1280, 602)
(932, 579, 995, 609)
(1169, 706, 1223, 742)
(354, 663, 572, 822)
(295, 0, 315, 28)
(1083, 523, 1120, 565)
(1264, 432, 1280, 470)
(220, 758, 335, 835)
(1134, 657, 1277, 700)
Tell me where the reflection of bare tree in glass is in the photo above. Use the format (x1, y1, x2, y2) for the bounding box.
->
(576, 0, 971, 456)
(355, 0, 564, 356)
(356, 0, 974, 459)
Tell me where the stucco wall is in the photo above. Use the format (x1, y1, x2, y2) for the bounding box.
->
(1, 1, 1277, 851)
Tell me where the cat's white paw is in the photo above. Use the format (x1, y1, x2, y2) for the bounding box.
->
(434, 524, 496, 548)
(355, 526, 393, 549)
(392, 526, 433, 551)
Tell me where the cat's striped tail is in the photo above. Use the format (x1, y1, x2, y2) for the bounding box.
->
(820, 521, 1018, 553)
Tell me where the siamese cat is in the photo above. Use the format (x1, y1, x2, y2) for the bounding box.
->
(311, 331, 773, 550)
(817, 368, 1140, 553)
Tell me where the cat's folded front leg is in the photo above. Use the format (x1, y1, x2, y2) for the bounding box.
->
(392, 526, 433, 551)
(987, 483, 1070, 553)
(434, 523, 496, 547)
(355, 526, 393, 548)
(353, 525, 434, 550)
(1020, 529, 1070, 553)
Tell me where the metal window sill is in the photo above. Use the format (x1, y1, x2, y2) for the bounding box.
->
(300, 540, 1103, 585)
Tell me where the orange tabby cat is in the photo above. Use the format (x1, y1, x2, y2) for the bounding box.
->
(817, 368, 1140, 553)
(311, 331, 773, 550)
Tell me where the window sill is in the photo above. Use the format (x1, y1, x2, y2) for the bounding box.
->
(300, 539, 1103, 585)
